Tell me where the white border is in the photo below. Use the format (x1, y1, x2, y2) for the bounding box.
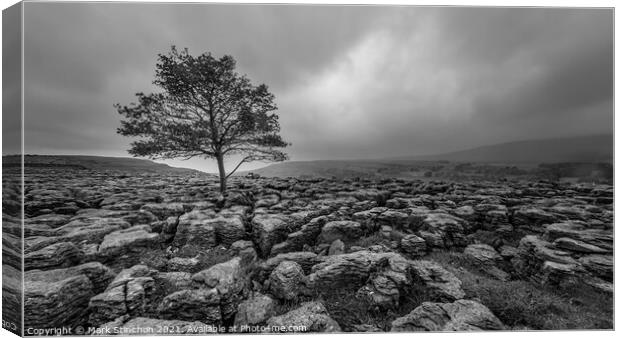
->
(0, 1, 616, 338)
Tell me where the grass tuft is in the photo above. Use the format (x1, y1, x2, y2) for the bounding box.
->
(348, 232, 391, 248)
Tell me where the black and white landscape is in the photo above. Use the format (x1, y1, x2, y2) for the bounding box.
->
(2, 2, 614, 335)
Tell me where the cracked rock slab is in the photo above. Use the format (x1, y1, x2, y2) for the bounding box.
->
(25, 262, 115, 329)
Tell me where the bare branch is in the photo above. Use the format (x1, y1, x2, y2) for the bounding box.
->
(225, 156, 250, 179)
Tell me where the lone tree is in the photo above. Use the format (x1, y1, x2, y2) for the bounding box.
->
(116, 46, 289, 194)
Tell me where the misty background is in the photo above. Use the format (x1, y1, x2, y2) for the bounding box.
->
(6, 3, 613, 173)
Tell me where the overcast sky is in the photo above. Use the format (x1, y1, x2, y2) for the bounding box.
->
(10, 3, 613, 173)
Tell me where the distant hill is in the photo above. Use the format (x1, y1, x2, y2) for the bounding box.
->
(3, 155, 203, 175)
(241, 160, 414, 179)
(395, 134, 613, 163)
(244, 134, 613, 178)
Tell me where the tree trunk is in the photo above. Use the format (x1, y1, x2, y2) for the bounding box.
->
(216, 153, 227, 194)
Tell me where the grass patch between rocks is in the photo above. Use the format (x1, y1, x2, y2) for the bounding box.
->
(427, 250, 613, 330)
(271, 283, 432, 332)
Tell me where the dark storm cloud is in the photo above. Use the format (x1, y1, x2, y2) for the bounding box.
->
(436, 8, 613, 123)
(161, 4, 392, 89)
(2, 3, 22, 155)
(278, 7, 613, 159)
(21, 3, 613, 172)
(22, 3, 387, 158)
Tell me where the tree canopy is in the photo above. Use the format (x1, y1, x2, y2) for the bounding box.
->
(116, 46, 289, 193)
